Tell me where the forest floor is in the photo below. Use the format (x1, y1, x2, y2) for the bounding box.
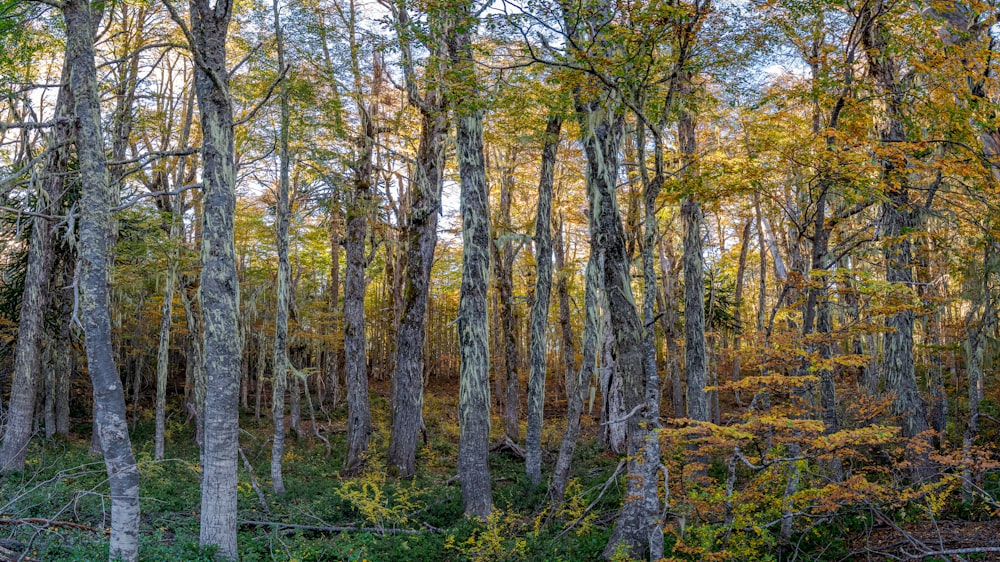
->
(0, 380, 622, 561)
(1, 379, 997, 561)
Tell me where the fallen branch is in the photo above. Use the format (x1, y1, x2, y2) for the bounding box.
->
(238, 447, 270, 514)
(491, 436, 526, 459)
(555, 460, 625, 541)
(902, 546, 1000, 559)
(0, 543, 38, 562)
(0, 518, 104, 534)
(240, 519, 437, 536)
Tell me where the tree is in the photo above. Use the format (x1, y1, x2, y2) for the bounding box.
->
(0, 51, 72, 473)
(525, 114, 561, 485)
(454, 0, 493, 518)
(165, 0, 242, 552)
(65, 0, 142, 556)
(385, 0, 450, 479)
(341, 0, 376, 474)
(270, 0, 292, 494)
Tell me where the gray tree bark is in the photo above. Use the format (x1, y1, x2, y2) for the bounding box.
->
(54, 256, 74, 437)
(495, 161, 521, 443)
(549, 240, 598, 504)
(679, 108, 709, 424)
(342, 58, 376, 476)
(454, 2, 493, 517)
(525, 115, 562, 485)
(154, 194, 181, 461)
(386, 2, 448, 476)
(554, 217, 577, 413)
(270, 0, 292, 495)
(0, 52, 73, 472)
(175, 0, 242, 552)
(65, 0, 141, 556)
(861, 3, 930, 443)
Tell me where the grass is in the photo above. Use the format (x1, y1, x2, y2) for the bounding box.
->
(0, 394, 622, 561)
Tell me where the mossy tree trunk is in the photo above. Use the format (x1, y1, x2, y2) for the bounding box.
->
(65, 0, 141, 557)
(386, 0, 449, 477)
(177, 0, 242, 552)
(525, 115, 562, 485)
(453, 1, 493, 518)
(270, 0, 292, 495)
(0, 52, 73, 473)
(860, 3, 930, 445)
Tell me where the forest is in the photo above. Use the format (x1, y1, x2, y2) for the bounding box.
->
(0, 0, 999, 559)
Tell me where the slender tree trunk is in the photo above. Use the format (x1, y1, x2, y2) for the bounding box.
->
(155, 197, 180, 460)
(963, 300, 991, 498)
(182, 0, 241, 551)
(55, 257, 74, 437)
(326, 201, 341, 408)
(554, 216, 577, 412)
(290, 371, 301, 436)
(732, 221, 750, 406)
(637, 122, 666, 559)
(861, 5, 930, 446)
(0, 54, 73, 472)
(65, 0, 141, 556)
(550, 244, 598, 504)
(496, 168, 521, 443)
(658, 237, 683, 418)
(681, 108, 708, 423)
(44, 334, 56, 439)
(386, 81, 447, 477)
(255, 330, 266, 420)
(343, 75, 375, 476)
(181, 282, 206, 447)
(270, 0, 292, 495)
(525, 115, 561, 485)
(454, 4, 493, 517)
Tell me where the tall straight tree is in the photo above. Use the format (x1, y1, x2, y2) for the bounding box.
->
(270, 0, 292, 495)
(386, 0, 450, 478)
(453, 0, 493, 518)
(0, 55, 72, 473)
(550, 214, 599, 505)
(64, 0, 141, 557)
(679, 84, 709, 424)
(525, 115, 561, 485)
(342, 2, 376, 473)
(165, 0, 241, 552)
(860, 0, 930, 443)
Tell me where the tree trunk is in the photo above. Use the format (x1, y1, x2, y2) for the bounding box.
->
(270, 0, 292, 495)
(0, 52, 73, 472)
(155, 196, 180, 461)
(454, 4, 493, 517)
(861, 4, 930, 445)
(183, 0, 241, 551)
(496, 166, 521, 443)
(680, 110, 709, 424)
(326, 201, 341, 408)
(525, 115, 561, 485)
(550, 243, 599, 504)
(554, 216, 577, 413)
(386, 73, 447, 477)
(65, 0, 141, 556)
(637, 122, 666, 559)
(55, 257, 74, 437)
(658, 237, 683, 418)
(600, 307, 626, 453)
(342, 79, 375, 476)
(732, 221, 750, 406)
